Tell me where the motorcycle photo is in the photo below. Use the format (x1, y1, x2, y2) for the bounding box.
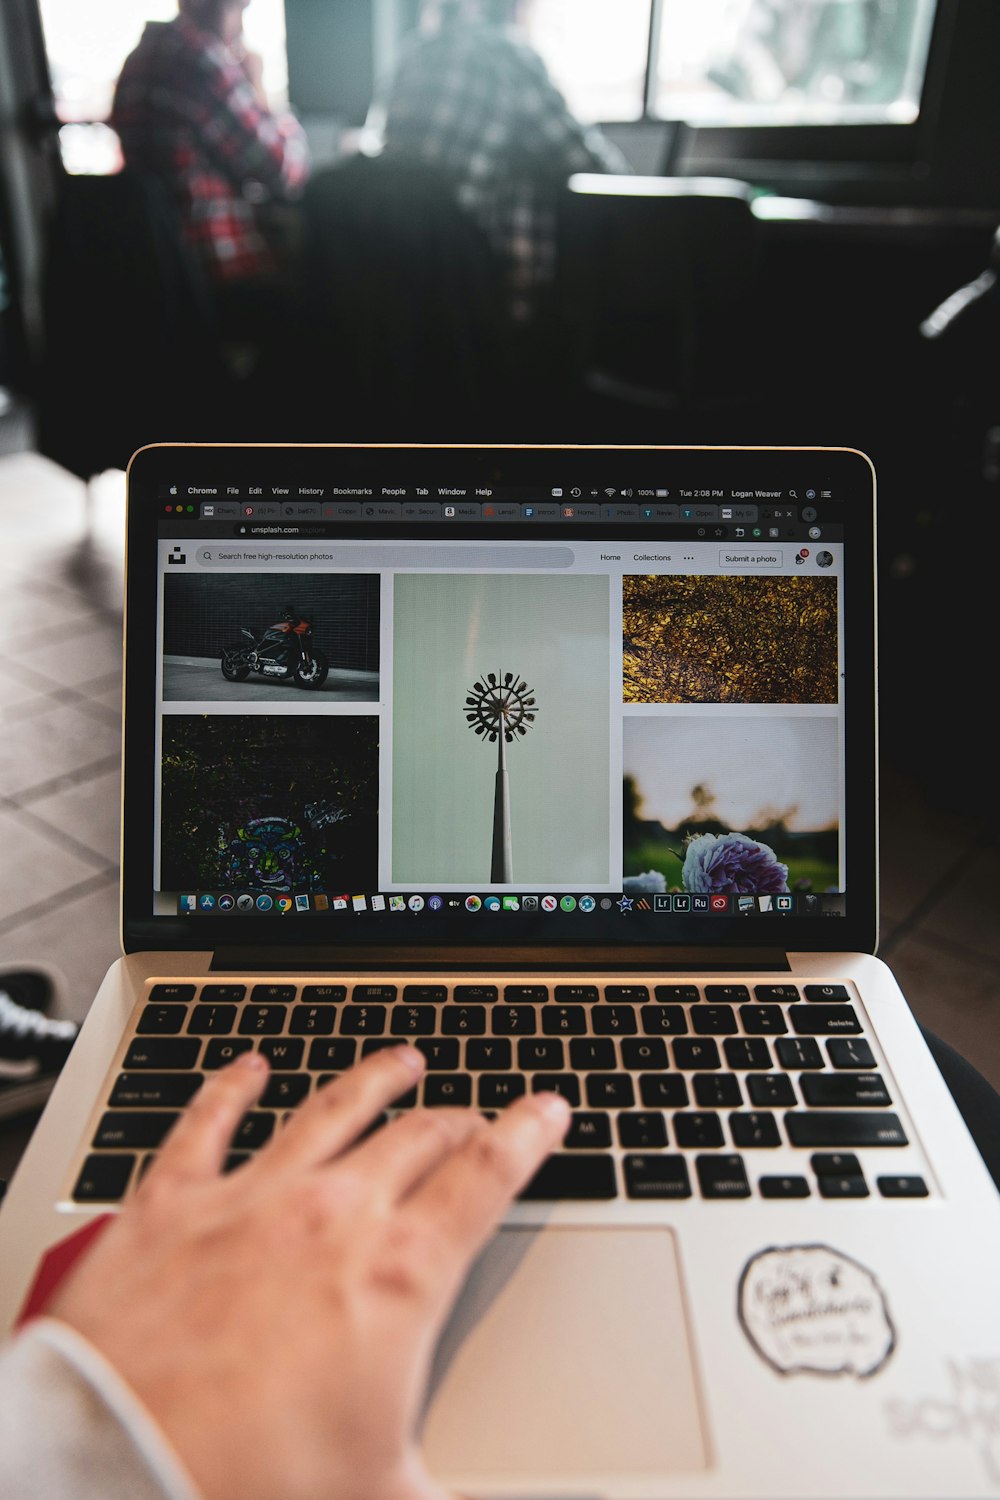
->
(220, 607, 330, 690)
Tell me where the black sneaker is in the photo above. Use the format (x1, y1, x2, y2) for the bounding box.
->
(0, 972, 80, 1122)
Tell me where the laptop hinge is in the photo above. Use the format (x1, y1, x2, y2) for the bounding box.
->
(209, 946, 792, 974)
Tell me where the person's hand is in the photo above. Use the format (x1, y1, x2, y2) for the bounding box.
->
(47, 1047, 570, 1500)
(238, 46, 269, 108)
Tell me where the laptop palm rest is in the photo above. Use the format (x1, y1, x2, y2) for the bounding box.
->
(421, 1225, 708, 1488)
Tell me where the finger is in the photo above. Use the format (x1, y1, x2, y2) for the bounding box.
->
(263, 1044, 425, 1172)
(148, 1050, 269, 1182)
(404, 1091, 571, 1283)
(345, 1106, 485, 1202)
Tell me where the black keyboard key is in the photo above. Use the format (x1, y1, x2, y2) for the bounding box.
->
(818, 1174, 870, 1198)
(704, 984, 750, 1005)
(354, 984, 398, 1002)
(517, 1038, 564, 1070)
(416, 1038, 460, 1070)
(570, 1037, 616, 1070)
(800, 1073, 891, 1107)
(301, 985, 346, 1003)
(617, 1111, 668, 1149)
(566, 1111, 612, 1148)
(94, 1111, 178, 1149)
(654, 985, 698, 1004)
(639, 1073, 689, 1108)
(188, 1005, 238, 1035)
(478, 1074, 526, 1107)
(340, 1006, 387, 1035)
(591, 1005, 638, 1035)
(673, 1112, 725, 1149)
(492, 1006, 537, 1035)
(542, 1006, 587, 1035)
(391, 1006, 437, 1036)
(290, 1005, 337, 1035)
(877, 1175, 929, 1198)
(531, 1074, 580, 1106)
(790, 1004, 862, 1035)
(729, 1111, 781, 1148)
(454, 984, 498, 1003)
(424, 1075, 472, 1106)
(261, 1074, 310, 1108)
(724, 1037, 772, 1070)
(696, 1154, 750, 1199)
(827, 1037, 876, 1069)
(238, 1005, 287, 1035)
(466, 1038, 511, 1070)
(673, 1038, 720, 1070)
(307, 1038, 357, 1071)
(149, 984, 195, 1004)
(739, 1005, 787, 1035)
(519, 1154, 617, 1200)
(124, 1037, 200, 1070)
(137, 1004, 186, 1035)
(504, 985, 548, 1003)
(223, 1152, 251, 1174)
(259, 1037, 304, 1070)
(776, 1037, 824, 1070)
(442, 1006, 487, 1035)
(109, 1073, 203, 1108)
(754, 984, 800, 1003)
(785, 1112, 908, 1147)
(692, 1005, 737, 1035)
(759, 1174, 811, 1198)
(554, 985, 598, 1004)
(747, 1073, 796, 1107)
(201, 985, 247, 1003)
(605, 985, 650, 1004)
(803, 984, 850, 1003)
(640, 1005, 688, 1035)
(585, 1073, 635, 1108)
(621, 1038, 668, 1070)
(402, 985, 446, 1004)
(203, 1038, 254, 1069)
(810, 1152, 862, 1176)
(73, 1153, 136, 1202)
(251, 984, 296, 1004)
(362, 1038, 408, 1058)
(693, 1074, 742, 1108)
(624, 1154, 691, 1199)
(234, 1112, 275, 1148)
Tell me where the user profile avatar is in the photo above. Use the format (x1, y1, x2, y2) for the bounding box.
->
(816, 550, 834, 568)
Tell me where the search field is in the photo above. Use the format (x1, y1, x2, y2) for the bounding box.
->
(193, 545, 576, 570)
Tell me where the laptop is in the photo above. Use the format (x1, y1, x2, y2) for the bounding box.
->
(2, 441, 998, 1499)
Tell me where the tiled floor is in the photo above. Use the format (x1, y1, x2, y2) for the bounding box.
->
(0, 444, 998, 1183)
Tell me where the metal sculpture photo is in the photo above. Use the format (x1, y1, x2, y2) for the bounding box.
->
(464, 672, 538, 881)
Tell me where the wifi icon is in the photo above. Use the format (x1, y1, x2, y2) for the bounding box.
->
(605, 487, 616, 497)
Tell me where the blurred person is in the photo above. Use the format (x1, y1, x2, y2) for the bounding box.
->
(367, 0, 630, 327)
(0, 1046, 571, 1499)
(109, 0, 310, 357)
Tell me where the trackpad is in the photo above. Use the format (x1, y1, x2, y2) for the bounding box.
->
(421, 1225, 708, 1488)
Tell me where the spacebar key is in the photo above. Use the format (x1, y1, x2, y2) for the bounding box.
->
(785, 1111, 908, 1147)
(519, 1153, 618, 1199)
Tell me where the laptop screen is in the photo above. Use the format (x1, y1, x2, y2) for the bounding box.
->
(122, 444, 877, 958)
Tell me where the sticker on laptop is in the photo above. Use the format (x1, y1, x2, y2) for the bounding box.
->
(738, 1243, 895, 1377)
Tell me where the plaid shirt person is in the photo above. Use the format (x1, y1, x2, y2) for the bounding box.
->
(110, 14, 309, 288)
(372, 0, 629, 323)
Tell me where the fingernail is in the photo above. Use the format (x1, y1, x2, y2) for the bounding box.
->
(397, 1045, 425, 1073)
(237, 1050, 267, 1070)
(534, 1090, 571, 1119)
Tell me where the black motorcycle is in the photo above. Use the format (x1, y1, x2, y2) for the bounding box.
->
(220, 621, 329, 689)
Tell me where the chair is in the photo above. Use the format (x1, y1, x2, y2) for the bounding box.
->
(290, 153, 520, 442)
(554, 174, 763, 440)
(34, 166, 237, 479)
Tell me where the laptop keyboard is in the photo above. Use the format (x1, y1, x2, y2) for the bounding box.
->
(69, 978, 930, 1206)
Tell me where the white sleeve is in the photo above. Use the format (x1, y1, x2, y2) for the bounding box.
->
(0, 1317, 201, 1500)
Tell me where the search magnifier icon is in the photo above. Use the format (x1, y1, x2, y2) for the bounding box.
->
(789, 488, 798, 498)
